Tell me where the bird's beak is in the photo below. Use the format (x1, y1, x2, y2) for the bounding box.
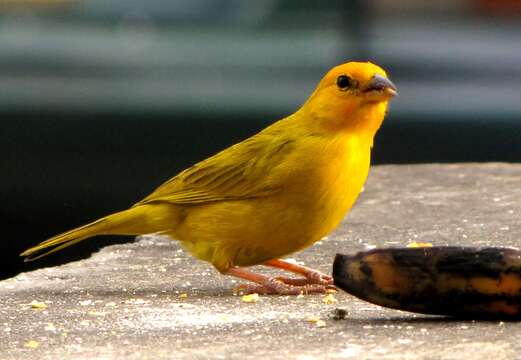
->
(364, 74, 398, 100)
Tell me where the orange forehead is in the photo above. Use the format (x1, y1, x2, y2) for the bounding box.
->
(324, 62, 388, 84)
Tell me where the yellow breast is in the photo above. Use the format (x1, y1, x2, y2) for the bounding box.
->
(173, 132, 372, 271)
(297, 133, 371, 244)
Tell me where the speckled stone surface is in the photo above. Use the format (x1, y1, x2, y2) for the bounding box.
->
(1, 164, 520, 359)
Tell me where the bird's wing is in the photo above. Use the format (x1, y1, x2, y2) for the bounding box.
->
(134, 133, 295, 206)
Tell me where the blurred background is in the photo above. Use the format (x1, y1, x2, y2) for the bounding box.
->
(1, 0, 520, 280)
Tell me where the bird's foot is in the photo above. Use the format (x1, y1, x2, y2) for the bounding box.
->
(227, 267, 331, 295)
(235, 277, 330, 295)
(226, 261, 336, 295)
(274, 275, 332, 287)
(302, 271, 334, 286)
(264, 259, 334, 286)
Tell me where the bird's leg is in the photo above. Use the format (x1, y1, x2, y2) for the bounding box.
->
(263, 259, 334, 286)
(226, 267, 329, 295)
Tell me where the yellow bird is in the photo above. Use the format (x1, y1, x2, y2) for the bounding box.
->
(21, 62, 397, 295)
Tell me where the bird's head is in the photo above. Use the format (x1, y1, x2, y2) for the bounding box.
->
(302, 62, 397, 134)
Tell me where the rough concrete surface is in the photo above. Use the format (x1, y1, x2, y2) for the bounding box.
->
(1, 163, 521, 360)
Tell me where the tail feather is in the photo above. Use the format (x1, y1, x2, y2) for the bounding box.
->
(20, 206, 159, 261)
(20, 217, 109, 261)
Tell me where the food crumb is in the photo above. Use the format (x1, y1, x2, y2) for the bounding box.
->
(25, 340, 39, 348)
(407, 242, 433, 248)
(322, 293, 338, 305)
(315, 320, 326, 328)
(30, 301, 47, 309)
(306, 316, 320, 323)
(241, 293, 259, 303)
(125, 298, 147, 305)
(87, 311, 107, 317)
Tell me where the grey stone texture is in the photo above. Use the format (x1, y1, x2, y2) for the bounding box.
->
(1, 163, 520, 359)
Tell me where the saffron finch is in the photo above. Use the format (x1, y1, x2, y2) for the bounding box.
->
(21, 62, 397, 295)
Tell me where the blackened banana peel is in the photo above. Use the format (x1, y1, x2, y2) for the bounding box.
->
(333, 247, 521, 319)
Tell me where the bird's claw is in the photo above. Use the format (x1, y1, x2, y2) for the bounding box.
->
(234, 277, 331, 295)
(304, 271, 334, 286)
(274, 274, 333, 287)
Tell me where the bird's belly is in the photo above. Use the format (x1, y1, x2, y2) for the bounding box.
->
(173, 199, 320, 270)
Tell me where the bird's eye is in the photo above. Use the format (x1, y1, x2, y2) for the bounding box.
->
(336, 75, 352, 90)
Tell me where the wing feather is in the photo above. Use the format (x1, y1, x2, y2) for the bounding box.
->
(134, 132, 295, 206)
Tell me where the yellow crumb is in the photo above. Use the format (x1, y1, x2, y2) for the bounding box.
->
(322, 293, 338, 305)
(241, 293, 259, 303)
(315, 320, 327, 328)
(87, 311, 107, 317)
(30, 301, 47, 309)
(407, 242, 433, 248)
(25, 340, 39, 348)
(306, 316, 320, 323)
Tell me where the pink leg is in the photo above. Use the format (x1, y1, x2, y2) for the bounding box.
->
(264, 259, 333, 286)
(226, 267, 329, 295)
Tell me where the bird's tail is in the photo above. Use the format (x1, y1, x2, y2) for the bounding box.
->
(20, 205, 163, 262)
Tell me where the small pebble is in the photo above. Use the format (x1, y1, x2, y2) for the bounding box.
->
(329, 308, 348, 320)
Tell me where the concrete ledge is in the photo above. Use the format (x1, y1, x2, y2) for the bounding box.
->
(2, 163, 521, 359)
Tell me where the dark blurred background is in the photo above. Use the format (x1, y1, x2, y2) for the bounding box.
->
(1, 0, 520, 280)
